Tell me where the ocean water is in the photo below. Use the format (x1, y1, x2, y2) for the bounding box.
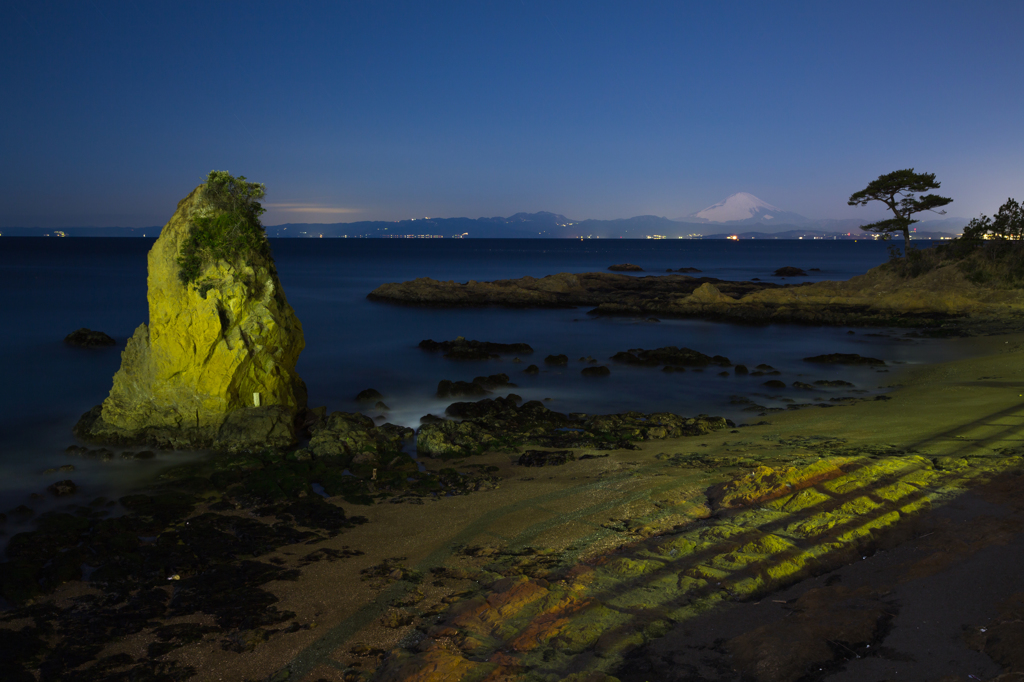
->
(0, 237, 977, 518)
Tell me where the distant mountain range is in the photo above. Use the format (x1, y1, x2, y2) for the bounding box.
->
(681, 192, 812, 226)
(2, 193, 968, 239)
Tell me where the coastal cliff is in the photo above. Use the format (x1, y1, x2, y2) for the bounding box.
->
(76, 181, 307, 449)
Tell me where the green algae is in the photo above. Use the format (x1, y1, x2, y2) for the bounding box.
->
(365, 448, 1024, 682)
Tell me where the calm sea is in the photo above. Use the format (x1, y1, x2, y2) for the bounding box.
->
(0, 237, 976, 517)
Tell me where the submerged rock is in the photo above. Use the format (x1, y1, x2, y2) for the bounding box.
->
(355, 388, 384, 402)
(419, 337, 533, 359)
(608, 263, 643, 272)
(46, 480, 77, 496)
(436, 380, 488, 399)
(773, 266, 808, 277)
(74, 178, 306, 450)
(64, 328, 116, 347)
(436, 375, 513, 399)
(804, 353, 885, 366)
(581, 365, 611, 377)
(445, 394, 522, 420)
(611, 346, 731, 368)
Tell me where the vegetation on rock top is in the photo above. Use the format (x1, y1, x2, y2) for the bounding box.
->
(177, 170, 274, 287)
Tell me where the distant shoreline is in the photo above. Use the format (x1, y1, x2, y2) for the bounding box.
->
(0, 229, 960, 241)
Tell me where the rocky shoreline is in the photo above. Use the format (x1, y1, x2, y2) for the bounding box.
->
(3, 334, 1024, 680)
(368, 246, 1024, 333)
(5, 239, 1024, 681)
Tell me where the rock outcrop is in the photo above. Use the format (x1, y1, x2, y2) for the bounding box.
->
(75, 184, 306, 449)
(368, 271, 775, 310)
(64, 328, 117, 347)
(369, 243, 1024, 333)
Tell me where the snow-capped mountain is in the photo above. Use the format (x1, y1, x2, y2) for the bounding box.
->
(683, 192, 810, 225)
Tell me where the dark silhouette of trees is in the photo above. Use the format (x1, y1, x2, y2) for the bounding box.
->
(848, 169, 952, 253)
(962, 197, 1023, 240)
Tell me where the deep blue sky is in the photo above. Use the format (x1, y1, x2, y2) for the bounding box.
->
(3, 1, 1022, 228)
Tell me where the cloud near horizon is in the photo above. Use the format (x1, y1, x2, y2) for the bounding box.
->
(263, 204, 362, 215)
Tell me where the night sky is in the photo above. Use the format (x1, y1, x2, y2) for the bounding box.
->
(3, 1, 1022, 228)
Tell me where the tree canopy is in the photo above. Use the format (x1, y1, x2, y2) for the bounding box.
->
(848, 169, 952, 253)
(961, 197, 1023, 241)
(178, 171, 273, 288)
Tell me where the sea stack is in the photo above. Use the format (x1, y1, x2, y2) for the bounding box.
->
(76, 173, 306, 450)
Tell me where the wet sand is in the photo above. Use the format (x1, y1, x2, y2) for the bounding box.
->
(8, 333, 1024, 681)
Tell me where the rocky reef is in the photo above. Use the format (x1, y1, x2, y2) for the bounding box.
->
(367, 243, 1024, 332)
(368, 271, 776, 310)
(417, 395, 731, 459)
(75, 181, 306, 450)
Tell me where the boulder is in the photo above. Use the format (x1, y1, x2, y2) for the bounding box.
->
(74, 181, 306, 449)
(64, 328, 116, 347)
(544, 354, 569, 366)
(688, 282, 736, 305)
(309, 411, 411, 461)
(436, 379, 488, 399)
(608, 263, 643, 272)
(445, 394, 522, 420)
(773, 266, 808, 277)
(46, 480, 77, 496)
(472, 373, 512, 389)
(355, 388, 384, 402)
(434, 372, 512, 399)
(804, 353, 885, 366)
(213, 405, 297, 452)
(523, 364, 540, 374)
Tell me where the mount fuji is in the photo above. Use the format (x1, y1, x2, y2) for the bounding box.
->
(683, 192, 810, 226)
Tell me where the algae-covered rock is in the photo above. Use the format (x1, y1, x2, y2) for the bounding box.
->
(309, 412, 412, 462)
(75, 179, 306, 449)
(417, 397, 730, 458)
(688, 282, 737, 305)
(708, 461, 846, 510)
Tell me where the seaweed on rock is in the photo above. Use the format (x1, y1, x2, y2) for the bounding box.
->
(417, 397, 731, 459)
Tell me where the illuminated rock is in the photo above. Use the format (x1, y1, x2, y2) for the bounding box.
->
(75, 184, 306, 449)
